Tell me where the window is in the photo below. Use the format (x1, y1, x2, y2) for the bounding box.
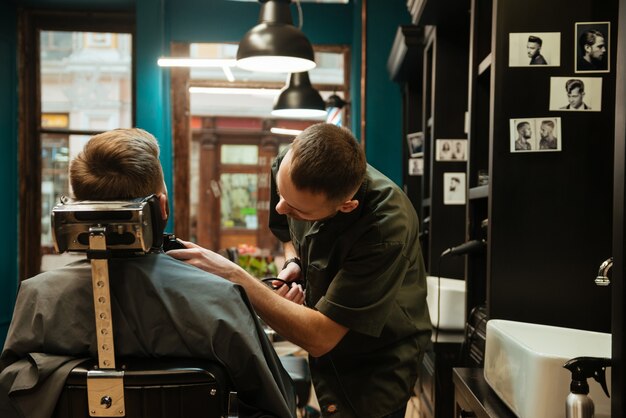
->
(19, 11, 134, 280)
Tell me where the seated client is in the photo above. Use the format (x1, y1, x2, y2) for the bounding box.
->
(0, 128, 296, 418)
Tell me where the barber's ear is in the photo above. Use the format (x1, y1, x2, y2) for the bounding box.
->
(338, 199, 359, 213)
(158, 193, 169, 221)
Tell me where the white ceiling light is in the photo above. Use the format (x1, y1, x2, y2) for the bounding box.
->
(157, 58, 237, 67)
(189, 87, 281, 96)
(270, 127, 303, 135)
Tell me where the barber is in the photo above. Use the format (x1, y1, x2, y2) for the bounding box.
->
(170, 123, 431, 418)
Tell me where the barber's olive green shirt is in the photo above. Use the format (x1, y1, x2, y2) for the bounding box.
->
(270, 154, 431, 418)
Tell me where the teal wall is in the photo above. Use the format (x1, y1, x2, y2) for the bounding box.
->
(363, 0, 411, 184)
(0, 0, 410, 346)
(0, 2, 18, 346)
(136, 0, 173, 228)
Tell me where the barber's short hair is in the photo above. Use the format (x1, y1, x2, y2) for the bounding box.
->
(290, 123, 366, 202)
(528, 35, 543, 46)
(565, 79, 585, 94)
(579, 29, 604, 50)
(70, 128, 165, 200)
(516, 121, 530, 132)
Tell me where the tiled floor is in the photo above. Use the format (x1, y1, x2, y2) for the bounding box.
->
(298, 394, 422, 418)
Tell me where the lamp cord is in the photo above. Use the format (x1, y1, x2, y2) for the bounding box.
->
(294, 0, 303, 29)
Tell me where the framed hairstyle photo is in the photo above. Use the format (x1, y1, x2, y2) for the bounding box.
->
(509, 117, 562, 153)
(408, 157, 424, 176)
(436, 139, 467, 161)
(575, 22, 610, 73)
(549, 76, 602, 111)
(443, 172, 466, 205)
(509, 32, 561, 67)
(406, 132, 424, 157)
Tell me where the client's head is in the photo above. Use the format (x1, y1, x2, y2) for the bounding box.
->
(70, 128, 168, 219)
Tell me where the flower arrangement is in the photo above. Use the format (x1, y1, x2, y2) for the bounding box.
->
(236, 244, 278, 278)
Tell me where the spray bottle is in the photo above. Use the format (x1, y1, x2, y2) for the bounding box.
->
(563, 356, 611, 418)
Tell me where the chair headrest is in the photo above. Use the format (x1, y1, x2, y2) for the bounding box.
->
(51, 195, 164, 255)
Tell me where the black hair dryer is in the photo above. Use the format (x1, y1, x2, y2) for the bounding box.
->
(440, 239, 485, 257)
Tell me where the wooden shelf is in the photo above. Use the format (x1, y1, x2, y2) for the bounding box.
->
(469, 185, 489, 200)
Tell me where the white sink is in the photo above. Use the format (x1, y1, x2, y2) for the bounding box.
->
(484, 319, 611, 418)
(426, 276, 465, 330)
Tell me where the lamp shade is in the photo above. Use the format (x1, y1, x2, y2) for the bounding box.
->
(237, 0, 316, 73)
(272, 72, 326, 118)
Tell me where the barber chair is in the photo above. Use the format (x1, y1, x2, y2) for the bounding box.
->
(52, 358, 232, 418)
(50, 196, 235, 417)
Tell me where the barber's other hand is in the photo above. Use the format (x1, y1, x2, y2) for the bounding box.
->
(277, 260, 302, 283)
(166, 240, 239, 279)
(273, 260, 305, 304)
(274, 282, 305, 305)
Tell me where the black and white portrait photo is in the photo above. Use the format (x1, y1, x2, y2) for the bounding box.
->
(575, 22, 610, 73)
(509, 32, 560, 67)
(408, 157, 423, 176)
(436, 139, 467, 161)
(406, 132, 424, 157)
(509, 117, 562, 153)
(549, 76, 602, 111)
(443, 172, 466, 205)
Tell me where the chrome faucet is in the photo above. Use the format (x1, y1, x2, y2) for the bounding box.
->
(595, 257, 613, 286)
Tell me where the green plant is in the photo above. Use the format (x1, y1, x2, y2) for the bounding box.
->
(237, 254, 278, 278)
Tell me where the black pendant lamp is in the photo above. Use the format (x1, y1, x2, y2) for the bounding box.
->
(237, 0, 316, 73)
(326, 93, 348, 109)
(272, 72, 326, 118)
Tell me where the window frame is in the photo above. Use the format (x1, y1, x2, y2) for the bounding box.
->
(18, 9, 135, 280)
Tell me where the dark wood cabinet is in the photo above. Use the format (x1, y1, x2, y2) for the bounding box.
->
(464, 0, 616, 332)
(388, 25, 424, 217)
(420, 19, 470, 279)
(452, 368, 516, 418)
(417, 333, 465, 418)
(399, 0, 624, 416)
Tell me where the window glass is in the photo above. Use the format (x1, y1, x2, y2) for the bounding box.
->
(40, 31, 133, 131)
(220, 173, 258, 229)
(221, 144, 259, 164)
(39, 30, 132, 270)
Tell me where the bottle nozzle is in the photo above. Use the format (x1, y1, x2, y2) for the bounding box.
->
(563, 356, 611, 398)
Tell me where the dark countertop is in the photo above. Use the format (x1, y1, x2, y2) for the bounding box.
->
(452, 368, 517, 418)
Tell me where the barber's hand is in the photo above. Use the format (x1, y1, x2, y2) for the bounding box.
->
(273, 261, 305, 304)
(166, 240, 239, 279)
(277, 260, 302, 282)
(274, 282, 305, 305)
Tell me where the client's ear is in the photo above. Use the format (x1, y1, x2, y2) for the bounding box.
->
(158, 193, 169, 221)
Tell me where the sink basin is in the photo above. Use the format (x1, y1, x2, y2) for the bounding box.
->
(484, 319, 611, 418)
(426, 276, 465, 330)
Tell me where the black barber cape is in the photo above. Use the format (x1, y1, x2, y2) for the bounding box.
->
(0, 253, 296, 418)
